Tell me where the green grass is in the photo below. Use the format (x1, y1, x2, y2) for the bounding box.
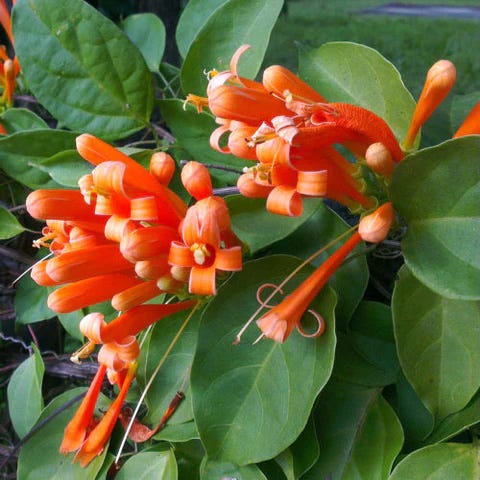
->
(265, 0, 480, 97)
(263, 0, 480, 144)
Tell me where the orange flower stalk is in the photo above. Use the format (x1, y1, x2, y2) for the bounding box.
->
(257, 203, 394, 342)
(403, 59, 456, 150)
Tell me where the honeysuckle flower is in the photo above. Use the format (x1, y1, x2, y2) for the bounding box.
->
(256, 203, 394, 342)
(169, 196, 242, 295)
(403, 59, 456, 150)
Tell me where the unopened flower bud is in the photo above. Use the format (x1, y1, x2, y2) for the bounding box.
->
(365, 142, 394, 177)
(358, 202, 394, 243)
(150, 152, 175, 185)
(181, 161, 213, 200)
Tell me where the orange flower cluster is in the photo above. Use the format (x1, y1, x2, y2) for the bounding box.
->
(186, 45, 406, 217)
(27, 134, 241, 465)
(0, 0, 19, 109)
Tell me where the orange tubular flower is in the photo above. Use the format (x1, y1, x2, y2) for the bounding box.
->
(263, 65, 327, 103)
(403, 59, 456, 150)
(73, 361, 137, 467)
(76, 134, 186, 224)
(60, 363, 108, 454)
(257, 203, 394, 342)
(169, 197, 242, 295)
(454, 102, 480, 137)
(61, 336, 140, 466)
(79, 301, 197, 344)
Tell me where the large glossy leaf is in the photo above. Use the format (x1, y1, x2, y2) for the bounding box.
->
(269, 202, 368, 328)
(158, 99, 247, 186)
(142, 309, 202, 425)
(227, 196, 321, 255)
(115, 450, 177, 480)
(175, 0, 228, 58)
(200, 459, 267, 480)
(298, 42, 415, 143)
(7, 345, 44, 439)
(0, 206, 25, 239)
(191, 255, 336, 465)
(122, 13, 165, 72)
(392, 265, 480, 420)
(0, 130, 77, 189)
(425, 390, 480, 445)
(304, 381, 403, 480)
(17, 388, 109, 480)
(41, 150, 91, 188)
(390, 443, 480, 480)
(180, 0, 283, 95)
(15, 273, 55, 325)
(391, 137, 480, 300)
(13, 0, 154, 139)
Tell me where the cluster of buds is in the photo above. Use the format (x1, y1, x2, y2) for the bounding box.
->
(26, 134, 241, 465)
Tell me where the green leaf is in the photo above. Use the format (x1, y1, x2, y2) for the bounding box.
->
(227, 196, 322, 255)
(450, 92, 479, 132)
(15, 273, 55, 324)
(122, 13, 165, 72)
(115, 450, 177, 480)
(274, 416, 319, 480)
(0, 206, 26, 239)
(390, 443, 480, 480)
(180, 0, 283, 95)
(142, 310, 202, 425)
(7, 345, 44, 439)
(268, 202, 368, 328)
(57, 311, 83, 341)
(389, 371, 434, 450)
(41, 150, 91, 187)
(425, 389, 480, 445)
(158, 99, 248, 186)
(349, 301, 399, 379)
(17, 388, 110, 480)
(391, 137, 480, 300)
(333, 332, 398, 388)
(175, 0, 228, 58)
(304, 381, 404, 480)
(298, 42, 415, 143)
(392, 265, 480, 420)
(201, 459, 267, 480)
(154, 421, 199, 443)
(0, 129, 77, 189)
(191, 255, 336, 465)
(13, 0, 154, 139)
(0, 108, 48, 133)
